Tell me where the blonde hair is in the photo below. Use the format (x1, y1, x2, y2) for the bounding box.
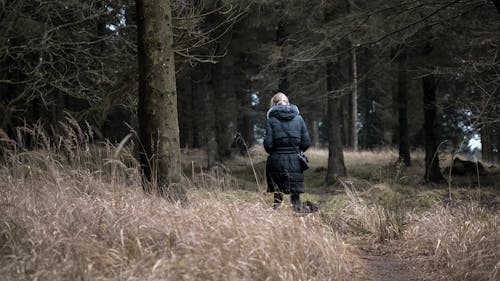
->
(270, 92, 290, 107)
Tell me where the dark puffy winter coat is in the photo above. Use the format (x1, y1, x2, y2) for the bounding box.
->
(264, 105, 311, 194)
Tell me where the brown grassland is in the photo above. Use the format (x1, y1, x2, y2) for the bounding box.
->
(0, 124, 499, 280)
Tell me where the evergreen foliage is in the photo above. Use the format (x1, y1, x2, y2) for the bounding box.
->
(1, 0, 498, 180)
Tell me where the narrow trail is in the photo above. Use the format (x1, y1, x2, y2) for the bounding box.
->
(309, 190, 421, 281)
(355, 249, 419, 281)
(342, 234, 423, 281)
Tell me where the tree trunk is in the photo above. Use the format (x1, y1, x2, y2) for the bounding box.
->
(495, 126, 499, 164)
(360, 48, 383, 149)
(345, 0, 358, 151)
(190, 68, 205, 148)
(360, 80, 368, 149)
(481, 124, 494, 163)
(341, 95, 351, 147)
(423, 73, 444, 182)
(178, 75, 194, 148)
(351, 43, 358, 151)
(275, 1, 289, 93)
(51, 92, 65, 135)
(325, 61, 347, 185)
(397, 56, 411, 166)
(136, 0, 185, 200)
(237, 87, 254, 147)
(205, 64, 217, 168)
(312, 119, 320, 147)
(213, 55, 234, 161)
(391, 74, 399, 147)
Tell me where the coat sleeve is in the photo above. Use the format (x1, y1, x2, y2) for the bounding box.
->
(263, 119, 274, 154)
(299, 118, 311, 152)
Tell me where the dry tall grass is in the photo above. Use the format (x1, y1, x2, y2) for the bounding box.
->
(0, 125, 358, 281)
(337, 183, 408, 242)
(2, 125, 498, 281)
(403, 205, 499, 281)
(306, 147, 416, 167)
(305, 148, 498, 280)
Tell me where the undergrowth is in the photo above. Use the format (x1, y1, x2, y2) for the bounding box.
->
(1, 123, 498, 281)
(0, 123, 358, 281)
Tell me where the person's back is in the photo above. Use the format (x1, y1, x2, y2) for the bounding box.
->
(265, 104, 309, 152)
(263, 92, 310, 211)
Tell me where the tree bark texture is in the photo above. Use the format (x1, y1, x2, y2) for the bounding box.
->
(213, 55, 235, 161)
(423, 73, 444, 182)
(481, 124, 497, 163)
(351, 43, 358, 151)
(397, 57, 411, 166)
(341, 94, 351, 147)
(391, 71, 399, 147)
(325, 61, 347, 185)
(136, 0, 185, 200)
(345, 0, 358, 152)
(360, 77, 381, 149)
(312, 120, 320, 148)
(203, 64, 218, 168)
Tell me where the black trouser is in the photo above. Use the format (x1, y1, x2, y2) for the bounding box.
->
(273, 192, 300, 210)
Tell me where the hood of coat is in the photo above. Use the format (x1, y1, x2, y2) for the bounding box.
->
(266, 104, 300, 120)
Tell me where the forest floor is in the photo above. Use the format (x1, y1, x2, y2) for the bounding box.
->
(215, 147, 500, 281)
(2, 145, 498, 280)
(1, 115, 498, 281)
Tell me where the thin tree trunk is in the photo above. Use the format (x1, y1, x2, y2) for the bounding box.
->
(206, 64, 217, 168)
(351, 43, 358, 151)
(397, 56, 411, 166)
(391, 74, 399, 146)
(341, 95, 351, 147)
(51, 92, 65, 135)
(345, 0, 358, 151)
(481, 124, 494, 163)
(312, 120, 320, 147)
(237, 86, 254, 147)
(325, 62, 347, 185)
(213, 55, 234, 161)
(423, 73, 444, 182)
(275, 1, 288, 93)
(178, 75, 194, 148)
(495, 126, 499, 164)
(191, 68, 205, 148)
(361, 47, 383, 148)
(361, 77, 379, 149)
(136, 0, 185, 200)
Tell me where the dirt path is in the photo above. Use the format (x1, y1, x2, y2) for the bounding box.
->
(339, 234, 421, 281)
(308, 190, 421, 281)
(356, 249, 419, 281)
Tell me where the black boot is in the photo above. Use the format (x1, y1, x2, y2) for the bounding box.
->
(291, 192, 301, 212)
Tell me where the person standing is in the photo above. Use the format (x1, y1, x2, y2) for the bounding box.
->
(264, 92, 311, 211)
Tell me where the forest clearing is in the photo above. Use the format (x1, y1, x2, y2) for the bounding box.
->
(0, 128, 498, 281)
